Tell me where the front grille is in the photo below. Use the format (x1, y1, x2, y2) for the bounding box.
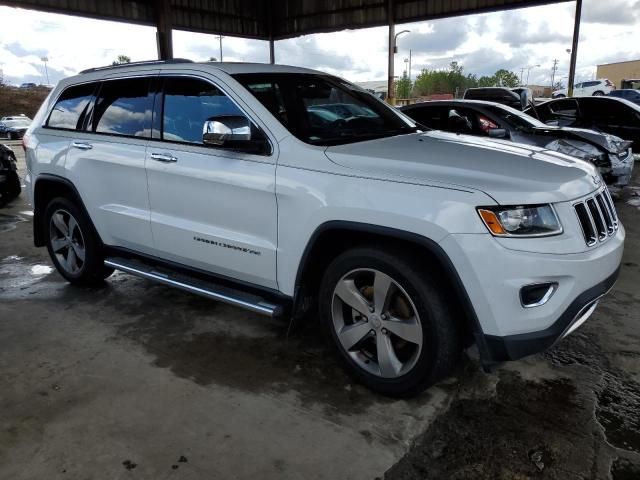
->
(574, 188, 618, 246)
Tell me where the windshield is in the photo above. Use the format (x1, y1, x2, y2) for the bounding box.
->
(484, 104, 547, 130)
(233, 73, 417, 146)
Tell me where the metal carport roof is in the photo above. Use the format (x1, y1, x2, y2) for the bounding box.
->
(0, 0, 580, 100)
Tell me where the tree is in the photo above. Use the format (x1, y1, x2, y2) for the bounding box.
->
(413, 62, 478, 97)
(112, 55, 131, 65)
(396, 71, 412, 99)
(209, 56, 218, 62)
(494, 69, 519, 88)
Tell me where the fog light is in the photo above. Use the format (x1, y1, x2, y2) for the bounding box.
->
(520, 282, 558, 308)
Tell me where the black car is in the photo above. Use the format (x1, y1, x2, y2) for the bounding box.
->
(608, 89, 640, 106)
(463, 87, 523, 109)
(0, 144, 21, 203)
(525, 96, 640, 152)
(401, 99, 634, 186)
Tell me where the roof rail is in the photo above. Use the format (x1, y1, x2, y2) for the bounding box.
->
(79, 58, 193, 75)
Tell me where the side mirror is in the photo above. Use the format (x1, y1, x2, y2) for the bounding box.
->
(203, 115, 251, 146)
(488, 128, 508, 138)
(545, 120, 559, 127)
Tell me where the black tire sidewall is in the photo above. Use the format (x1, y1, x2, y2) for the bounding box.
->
(44, 197, 106, 285)
(319, 247, 459, 397)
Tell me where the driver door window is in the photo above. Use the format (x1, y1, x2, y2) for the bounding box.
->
(162, 77, 244, 144)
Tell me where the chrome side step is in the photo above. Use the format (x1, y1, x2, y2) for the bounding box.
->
(104, 257, 284, 317)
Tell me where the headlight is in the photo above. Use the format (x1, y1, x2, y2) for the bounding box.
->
(477, 205, 563, 237)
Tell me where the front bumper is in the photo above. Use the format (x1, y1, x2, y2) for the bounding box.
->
(440, 225, 624, 364)
(482, 266, 619, 361)
(609, 148, 635, 186)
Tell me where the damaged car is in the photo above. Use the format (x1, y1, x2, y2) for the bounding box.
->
(0, 144, 21, 203)
(401, 99, 634, 187)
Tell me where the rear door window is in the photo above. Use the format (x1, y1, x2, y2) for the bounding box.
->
(580, 99, 638, 124)
(91, 77, 153, 137)
(47, 83, 96, 130)
(549, 99, 578, 118)
(161, 77, 244, 144)
(403, 106, 448, 129)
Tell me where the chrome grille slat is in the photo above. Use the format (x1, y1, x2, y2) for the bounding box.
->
(574, 188, 619, 247)
(595, 193, 615, 235)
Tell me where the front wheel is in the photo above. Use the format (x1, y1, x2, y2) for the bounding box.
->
(44, 197, 113, 285)
(319, 247, 461, 397)
(593, 91, 604, 96)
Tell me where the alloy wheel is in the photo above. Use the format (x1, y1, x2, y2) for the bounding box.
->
(331, 268, 423, 378)
(49, 209, 86, 275)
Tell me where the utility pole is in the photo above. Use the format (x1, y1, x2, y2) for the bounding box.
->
(41, 56, 49, 84)
(408, 49, 412, 83)
(567, 0, 582, 97)
(218, 35, 224, 62)
(519, 67, 525, 85)
(550, 59, 559, 91)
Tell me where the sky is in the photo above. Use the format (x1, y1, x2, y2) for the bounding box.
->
(0, 0, 638, 88)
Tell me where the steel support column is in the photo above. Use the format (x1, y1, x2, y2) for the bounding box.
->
(567, 0, 582, 97)
(154, 0, 173, 60)
(387, 0, 395, 105)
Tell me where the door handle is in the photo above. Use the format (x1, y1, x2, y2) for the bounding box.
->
(71, 141, 93, 150)
(150, 152, 178, 163)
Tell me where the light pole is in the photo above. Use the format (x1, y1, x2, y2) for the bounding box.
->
(525, 64, 540, 86)
(387, 28, 410, 105)
(41, 56, 49, 84)
(217, 35, 223, 62)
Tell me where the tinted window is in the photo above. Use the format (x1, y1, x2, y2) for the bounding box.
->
(234, 73, 415, 146)
(92, 78, 152, 137)
(583, 81, 600, 87)
(47, 83, 95, 130)
(580, 99, 638, 123)
(242, 81, 289, 128)
(162, 77, 243, 144)
(403, 105, 448, 129)
(549, 99, 578, 117)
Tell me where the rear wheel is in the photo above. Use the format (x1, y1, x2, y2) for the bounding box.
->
(593, 91, 605, 96)
(554, 94, 566, 98)
(44, 197, 113, 285)
(319, 247, 461, 397)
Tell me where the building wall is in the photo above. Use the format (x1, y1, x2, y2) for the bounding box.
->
(597, 60, 640, 88)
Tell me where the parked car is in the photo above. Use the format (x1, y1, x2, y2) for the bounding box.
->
(0, 144, 21, 203)
(0, 118, 31, 139)
(24, 60, 624, 397)
(608, 89, 640, 106)
(1, 114, 32, 122)
(552, 79, 615, 98)
(19, 82, 37, 89)
(526, 96, 640, 152)
(463, 87, 522, 109)
(400, 100, 634, 186)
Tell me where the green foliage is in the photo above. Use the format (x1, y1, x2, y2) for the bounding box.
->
(411, 63, 521, 97)
(494, 69, 520, 88)
(396, 71, 412, 99)
(112, 55, 131, 65)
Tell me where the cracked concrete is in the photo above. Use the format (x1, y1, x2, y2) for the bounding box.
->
(1, 145, 639, 479)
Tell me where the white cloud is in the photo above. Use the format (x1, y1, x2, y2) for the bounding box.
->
(0, 1, 639, 89)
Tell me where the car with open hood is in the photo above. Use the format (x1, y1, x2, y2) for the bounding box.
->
(400, 99, 634, 187)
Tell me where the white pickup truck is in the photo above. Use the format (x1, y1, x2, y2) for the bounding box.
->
(24, 60, 624, 396)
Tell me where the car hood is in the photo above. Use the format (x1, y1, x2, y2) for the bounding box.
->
(531, 126, 632, 153)
(324, 130, 600, 205)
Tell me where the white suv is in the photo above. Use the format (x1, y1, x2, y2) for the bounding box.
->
(24, 60, 624, 396)
(552, 79, 615, 98)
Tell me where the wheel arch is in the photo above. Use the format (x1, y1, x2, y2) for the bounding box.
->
(33, 174, 99, 248)
(292, 221, 486, 351)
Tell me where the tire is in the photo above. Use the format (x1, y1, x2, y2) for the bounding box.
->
(44, 197, 114, 285)
(318, 246, 461, 397)
(554, 94, 566, 98)
(593, 91, 604, 96)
